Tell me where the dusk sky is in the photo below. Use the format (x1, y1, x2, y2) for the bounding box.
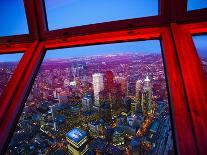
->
(44, 0, 158, 30)
(0, 53, 23, 62)
(0, 0, 206, 61)
(44, 40, 161, 60)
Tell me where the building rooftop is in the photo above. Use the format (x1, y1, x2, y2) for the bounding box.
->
(66, 128, 87, 143)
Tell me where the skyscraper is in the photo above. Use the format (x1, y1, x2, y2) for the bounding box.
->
(136, 80, 142, 98)
(105, 71, 114, 92)
(82, 95, 93, 111)
(114, 76, 127, 94)
(142, 76, 153, 115)
(92, 73, 104, 107)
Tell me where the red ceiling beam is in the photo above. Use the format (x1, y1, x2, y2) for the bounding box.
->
(181, 21, 207, 34)
(0, 42, 33, 53)
(44, 27, 162, 50)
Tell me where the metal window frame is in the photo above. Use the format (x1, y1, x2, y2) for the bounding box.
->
(0, 0, 207, 154)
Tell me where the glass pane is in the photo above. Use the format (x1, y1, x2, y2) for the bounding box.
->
(45, 0, 158, 30)
(0, 53, 23, 98)
(8, 41, 175, 154)
(0, 0, 28, 36)
(192, 35, 207, 76)
(188, 0, 207, 11)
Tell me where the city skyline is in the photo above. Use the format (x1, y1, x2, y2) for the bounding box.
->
(6, 48, 175, 154)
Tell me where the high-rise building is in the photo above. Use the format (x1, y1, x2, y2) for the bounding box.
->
(100, 102, 111, 123)
(92, 73, 104, 107)
(105, 71, 114, 92)
(112, 127, 125, 146)
(66, 128, 88, 155)
(141, 76, 153, 115)
(82, 95, 93, 111)
(136, 80, 142, 98)
(114, 76, 127, 94)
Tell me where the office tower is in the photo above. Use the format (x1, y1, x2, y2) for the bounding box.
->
(105, 71, 114, 92)
(66, 128, 88, 155)
(112, 127, 125, 146)
(99, 102, 111, 123)
(136, 80, 142, 98)
(92, 73, 104, 107)
(72, 62, 87, 81)
(88, 120, 101, 138)
(49, 105, 57, 131)
(124, 97, 131, 114)
(141, 76, 153, 115)
(111, 82, 123, 110)
(114, 76, 127, 94)
(82, 95, 93, 111)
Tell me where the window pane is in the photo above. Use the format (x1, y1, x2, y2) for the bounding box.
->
(188, 0, 207, 11)
(0, 53, 23, 98)
(192, 35, 207, 76)
(45, 0, 158, 30)
(8, 41, 175, 154)
(0, 0, 28, 36)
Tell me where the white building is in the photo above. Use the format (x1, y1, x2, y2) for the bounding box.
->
(141, 76, 153, 114)
(92, 73, 104, 107)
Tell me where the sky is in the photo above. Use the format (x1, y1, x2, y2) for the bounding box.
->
(44, 40, 161, 60)
(188, 0, 207, 11)
(0, 53, 23, 62)
(44, 0, 158, 30)
(193, 35, 207, 58)
(0, 0, 28, 36)
(0, 0, 206, 62)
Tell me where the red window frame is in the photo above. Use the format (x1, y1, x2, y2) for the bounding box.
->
(0, 0, 207, 154)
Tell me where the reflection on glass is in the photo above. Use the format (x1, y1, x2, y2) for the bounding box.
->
(188, 0, 207, 11)
(0, 53, 23, 98)
(192, 35, 207, 76)
(44, 0, 158, 30)
(0, 0, 28, 36)
(8, 41, 175, 154)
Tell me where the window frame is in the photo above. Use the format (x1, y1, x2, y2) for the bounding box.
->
(0, 0, 207, 154)
(171, 22, 207, 155)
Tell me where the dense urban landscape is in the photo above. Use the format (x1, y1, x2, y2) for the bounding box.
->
(1, 52, 185, 154)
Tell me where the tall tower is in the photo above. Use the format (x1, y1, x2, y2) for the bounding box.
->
(142, 76, 153, 115)
(92, 73, 104, 107)
(136, 80, 142, 98)
(105, 71, 114, 92)
(115, 76, 127, 94)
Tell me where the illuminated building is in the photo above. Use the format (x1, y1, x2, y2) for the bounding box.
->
(127, 115, 137, 127)
(136, 80, 142, 98)
(114, 76, 127, 94)
(105, 71, 114, 92)
(66, 128, 88, 155)
(82, 95, 93, 111)
(130, 138, 140, 154)
(131, 102, 136, 114)
(88, 120, 101, 138)
(141, 76, 153, 115)
(63, 78, 70, 87)
(112, 127, 125, 146)
(92, 73, 104, 107)
(99, 102, 111, 123)
(111, 82, 123, 110)
(124, 97, 131, 114)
